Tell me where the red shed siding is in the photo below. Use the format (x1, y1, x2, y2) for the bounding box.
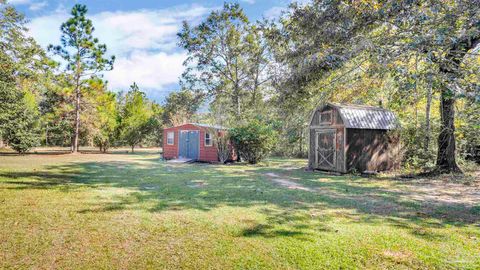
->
(163, 128, 179, 159)
(163, 123, 233, 162)
(199, 129, 218, 161)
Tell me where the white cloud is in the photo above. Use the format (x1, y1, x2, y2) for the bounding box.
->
(92, 5, 210, 55)
(26, 4, 212, 100)
(264, 6, 286, 19)
(264, 0, 311, 20)
(29, 1, 47, 11)
(27, 12, 65, 46)
(105, 50, 186, 90)
(8, 0, 30, 4)
(241, 0, 256, 4)
(7, 0, 47, 11)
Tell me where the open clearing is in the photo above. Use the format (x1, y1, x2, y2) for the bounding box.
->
(0, 149, 479, 269)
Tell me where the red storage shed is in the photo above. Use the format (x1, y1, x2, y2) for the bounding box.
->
(163, 123, 235, 162)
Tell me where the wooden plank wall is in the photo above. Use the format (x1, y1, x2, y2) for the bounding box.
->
(345, 129, 400, 172)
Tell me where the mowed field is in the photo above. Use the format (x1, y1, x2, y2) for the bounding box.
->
(0, 148, 479, 269)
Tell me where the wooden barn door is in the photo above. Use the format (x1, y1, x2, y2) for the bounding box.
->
(315, 130, 336, 170)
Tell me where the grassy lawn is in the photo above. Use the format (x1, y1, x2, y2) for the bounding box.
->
(1, 149, 479, 269)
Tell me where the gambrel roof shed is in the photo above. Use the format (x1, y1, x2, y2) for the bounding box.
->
(321, 103, 398, 130)
(309, 103, 401, 173)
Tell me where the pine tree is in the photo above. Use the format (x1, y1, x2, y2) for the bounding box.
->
(0, 4, 40, 153)
(49, 4, 115, 153)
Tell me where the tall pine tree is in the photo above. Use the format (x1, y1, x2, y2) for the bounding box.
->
(49, 4, 114, 153)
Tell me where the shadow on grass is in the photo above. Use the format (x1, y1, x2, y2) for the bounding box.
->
(241, 223, 308, 239)
(0, 156, 478, 241)
(0, 151, 71, 156)
(0, 148, 160, 156)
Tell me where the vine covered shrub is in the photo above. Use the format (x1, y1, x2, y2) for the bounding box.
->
(230, 119, 278, 164)
(215, 131, 231, 163)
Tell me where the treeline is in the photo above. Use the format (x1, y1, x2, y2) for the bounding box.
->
(43, 79, 164, 152)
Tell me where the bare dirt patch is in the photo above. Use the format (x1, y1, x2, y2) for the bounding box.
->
(382, 250, 414, 262)
(264, 170, 480, 223)
(264, 172, 314, 192)
(187, 180, 208, 188)
(387, 172, 480, 207)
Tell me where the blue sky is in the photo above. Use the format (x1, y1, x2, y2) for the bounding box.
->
(8, 0, 299, 103)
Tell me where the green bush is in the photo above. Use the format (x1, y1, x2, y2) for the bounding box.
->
(5, 107, 39, 153)
(230, 119, 278, 164)
(8, 128, 38, 153)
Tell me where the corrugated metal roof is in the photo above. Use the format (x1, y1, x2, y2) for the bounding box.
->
(331, 103, 398, 130)
(164, 123, 228, 130)
(190, 123, 228, 130)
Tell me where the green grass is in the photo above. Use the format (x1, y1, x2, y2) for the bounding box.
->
(0, 150, 479, 269)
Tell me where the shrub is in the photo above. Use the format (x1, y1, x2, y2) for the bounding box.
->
(215, 131, 231, 163)
(93, 134, 112, 153)
(8, 128, 38, 153)
(4, 108, 39, 153)
(230, 119, 278, 164)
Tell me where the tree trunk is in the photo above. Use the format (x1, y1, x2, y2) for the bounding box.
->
(251, 70, 260, 108)
(423, 84, 432, 152)
(436, 89, 461, 173)
(45, 125, 48, 146)
(233, 83, 241, 119)
(235, 93, 241, 119)
(299, 129, 303, 156)
(72, 87, 81, 153)
(131, 145, 135, 153)
(432, 32, 480, 173)
(414, 53, 419, 129)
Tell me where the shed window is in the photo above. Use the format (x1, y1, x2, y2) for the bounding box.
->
(205, 132, 213, 146)
(320, 111, 332, 124)
(167, 132, 174, 145)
